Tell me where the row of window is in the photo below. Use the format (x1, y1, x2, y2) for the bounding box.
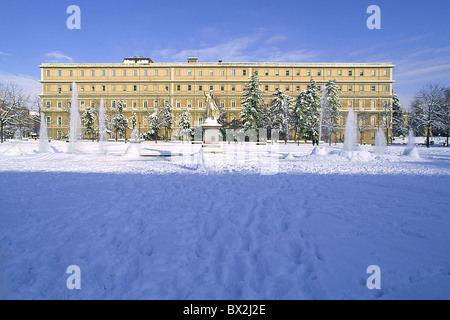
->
(45, 68, 391, 78)
(46, 98, 390, 112)
(46, 83, 391, 93)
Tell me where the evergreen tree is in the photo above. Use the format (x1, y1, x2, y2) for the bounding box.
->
(82, 105, 96, 140)
(161, 101, 174, 141)
(147, 109, 162, 143)
(270, 88, 294, 142)
(178, 108, 193, 142)
(111, 99, 128, 141)
(130, 112, 137, 129)
(322, 80, 342, 145)
(240, 72, 263, 132)
(391, 91, 407, 137)
(294, 80, 321, 143)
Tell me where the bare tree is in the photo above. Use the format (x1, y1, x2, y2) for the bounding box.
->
(412, 83, 446, 148)
(0, 83, 30, 143)
(357, 113, 371, 145)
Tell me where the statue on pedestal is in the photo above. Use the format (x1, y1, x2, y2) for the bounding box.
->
(204, 90, 221, 122)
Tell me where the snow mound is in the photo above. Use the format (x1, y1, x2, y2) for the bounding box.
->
(311, 146, 327, 155)
(283, 152, 296, 160)
(4, 145, 27, 156)
(403, 146, 420, 159)
(123, 144, 141, 158)
(328, 150, 374, 161)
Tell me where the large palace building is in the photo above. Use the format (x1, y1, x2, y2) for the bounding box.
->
(39, 57, 395, 143)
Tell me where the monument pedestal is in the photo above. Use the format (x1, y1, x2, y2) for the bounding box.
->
(202, 119, 223, 154)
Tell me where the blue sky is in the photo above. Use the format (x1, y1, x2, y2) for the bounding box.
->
(0, 0, 449, 106)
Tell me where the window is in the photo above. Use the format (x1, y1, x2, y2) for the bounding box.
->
(348, 85, 353, 92)
(220, 100, 225, 108)
(231, 69, 236, 76)
(198, 100, 203, 108)
(91, 86, 95, 91)
(80, 70, 84, 76)
(296, 70, 301, 76)
(69, 70, 73, 76)
(198, 70, 203, 76)
(371, 85, 376, 92)
(209, 70, 214, 76)
(348, 100, 353, 108)
(154, 100, 159, 108)
(112, 70, 116, 76)
(165, 70, 169, 76)
(285, 86, 290, 91)
(359, 100, 365, 109)
(133, 101, 137, 109)
(231, 100, 236, 108)
(154, 69, 159, 76)
(133, 85, 137, 91)
(165, 85, 169, 91)
(58, 117, 62, 125)
(122, 85, 127, 91)
(187, 100, 192, 108)
(176, 85, 181, 91)
(317, 70, 322, 76)
(338, 70, 342, 76)
(296, 85, 301, 91)
(91, 70, 95, 76)
(371, 100, 377, 110)
(80, 85, 84, 91)
(188, 85, 192, 91)
(383, 85, 389, 92)
(57, 101, 62, 109)
(176, 69, 181, 76)
(371, 70, 376, 76)
(144, 70, 148, 76)
(133, 70, 137, 76)
(199, 85, 203, 91)
(58, 86, 62, 93)
(348, 70, 353, 76)
(123, 70, 127, 76)
(360, 85, 365, 92)
(69, 85, 72, 92)
(102, 70, 106, 76)
(80, 101, 85, 109)
(286, 70, 290, 76)
(383, 69, 388, 76)
(209, 85, 214, 91)
(122, 101, 127, 109)
(220, 85, 225, 91)
(231, 85, 235, 91)
(46, 70, 50, 76)
(46, 117, 51, 125)
(220, 70, 225, 76)
(176, 100, 181, 108)
(306, 70, 311, 76)
(188, 70, 192, 76)
(143, 100, 148, 109)
(327, 70, 332, 76)
(111, 100, 116, 108)
(265, 85, 269, 91)
(265, 70, 269, 76)
(275, 70, 280, 76)
(360, 70, 365, 76)
(58, 70, 62, 76)
(371, 116, 376, 127)
(45, 100, 50, 108)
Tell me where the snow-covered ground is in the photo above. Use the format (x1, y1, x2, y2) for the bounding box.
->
(0, 140, 449, 299)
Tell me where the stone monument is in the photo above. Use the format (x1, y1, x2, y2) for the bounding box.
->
(202, 91, 223, 153)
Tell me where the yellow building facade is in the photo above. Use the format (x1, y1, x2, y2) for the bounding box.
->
(39, 57, 395, 143)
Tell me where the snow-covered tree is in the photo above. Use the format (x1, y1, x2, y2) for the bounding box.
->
(293, 80, 321, 143)
(240, 72, 263, 132)
(130, 112, 137, 129)
(82, 105, 96, 140)
(410, 83, 446, 148)
(147, 108, 162, 143)
(0, 83, 29, 143)
(439, 88, 450, 147)
(161, 101, 174, 141)
(111, 99, 128, 141)
(270, 88, 294, 142)
(321, 80, 342, 145)
(178, 108, 192, 141)
(392, 91, 408, 137)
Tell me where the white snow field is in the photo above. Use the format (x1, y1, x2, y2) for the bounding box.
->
(0, 140, 449, 300)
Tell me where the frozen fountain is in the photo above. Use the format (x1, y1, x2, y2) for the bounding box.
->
(374, 128, 387, 155)
(98, 98, 107, 153)
(403, 129, 420, 158)
(68, 82, 81, 153)
(5, 129, 25, 155)
(343, 108, 358, 151)
(124, 128, 141, 157)
(39, 113, 50, 153)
